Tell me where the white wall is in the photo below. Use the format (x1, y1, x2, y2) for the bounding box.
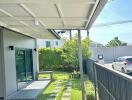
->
(91, 46, 132, 62)
(2, 29, 37, 97)
(37, 39, 63, 48)
(0, 31, 4, 98)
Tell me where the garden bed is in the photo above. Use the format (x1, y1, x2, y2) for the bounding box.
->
(38, 71, 95, 100)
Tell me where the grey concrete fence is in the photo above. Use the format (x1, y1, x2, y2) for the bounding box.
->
(86, 59, 132, 100)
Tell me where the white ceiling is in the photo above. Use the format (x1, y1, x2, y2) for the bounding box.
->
(0, 0, 107, 39)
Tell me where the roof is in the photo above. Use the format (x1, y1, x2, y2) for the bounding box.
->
(0, 0, 107, 38)
(90, 41, 104, 47)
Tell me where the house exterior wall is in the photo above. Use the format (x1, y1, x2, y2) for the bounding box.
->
(2, 28, 38, 98)
(91, 46, 132, 62)
(37, 39, 63, 48)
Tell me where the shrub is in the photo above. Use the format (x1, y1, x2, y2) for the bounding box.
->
(39, 48, 63, 71)
(39, 36, 91, 72)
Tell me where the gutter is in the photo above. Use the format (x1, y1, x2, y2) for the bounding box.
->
(48, 29, 61, 39)
(86, 0, 108, 30)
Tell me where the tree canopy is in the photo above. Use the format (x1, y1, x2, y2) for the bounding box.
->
(62, 36, 91, 67)
(39, 35, 91, 72)
(106, 37, 127, 47)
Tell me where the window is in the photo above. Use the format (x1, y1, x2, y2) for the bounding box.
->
(117, 57, 124, 62)
(46, 41, 51, 48)
(126, 58, 132, 63)
(16, 49, 33, 89)
(56, 41, 58, 46)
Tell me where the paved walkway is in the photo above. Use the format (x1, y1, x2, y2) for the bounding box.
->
(7, 80, 50, 100)
(61, 81, 72, 100)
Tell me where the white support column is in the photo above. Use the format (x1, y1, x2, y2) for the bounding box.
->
(78, 29, 85, 100)
(69, 29, 72, 40)
(87, 31, 89, 37)
(35, 39, 39, 80)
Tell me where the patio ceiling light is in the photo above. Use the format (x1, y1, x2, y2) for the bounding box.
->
(35, 19, 39, 26)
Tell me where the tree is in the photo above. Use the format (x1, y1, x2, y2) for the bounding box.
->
(61, 36, 91, 67)
(106, 37, 127, 47)
(39, 36, 91, 72)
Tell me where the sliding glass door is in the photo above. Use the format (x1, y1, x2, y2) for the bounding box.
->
(25, 49, 33, 82)
(15, 48, 33, 89)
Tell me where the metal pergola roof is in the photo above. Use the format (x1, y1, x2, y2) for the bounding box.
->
(0, 0, 107, 39)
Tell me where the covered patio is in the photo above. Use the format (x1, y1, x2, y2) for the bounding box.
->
(0, 0, 107, 100)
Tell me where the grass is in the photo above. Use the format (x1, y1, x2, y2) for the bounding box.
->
(71, 79, 82, 100)
(38, 71, 95, 100)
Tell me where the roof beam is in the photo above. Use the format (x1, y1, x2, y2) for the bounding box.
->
(55, 4, 66, 27)
(19, 21, 40, 33)
(85, 0, 100, 29)
(0, 0, 96, 4)
(8, 25, 85, 29)
(0, 8, 40, 33)
(19, 3, 36, 17)
(0, 9, 14, 17)
(0, 17, 89, 22)
(19, 3, 46, 28)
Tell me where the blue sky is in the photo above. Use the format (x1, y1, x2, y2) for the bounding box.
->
(90, 0, 132, 45)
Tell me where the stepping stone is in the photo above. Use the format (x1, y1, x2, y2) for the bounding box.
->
(65, 89, 71, 92)
(69, 79, 73, 81)
(56, 84, 62, 86)
(53, 83, 57, 86)
(55, 86, 61, 90)
(61, 98, 70, 100)
(52, 89, 60, 93)
(66, 83, 72, 86)
(63, 92, 71, 96)
(59, 80, 64, 82)
(50, 93, 57, 98)
(65, 89, 71, 93)
(66, 87, 71, 89)
(68, 82, 72, 84)
(57, 80, 63, 83)
(47, 97, 56, 100)
(55, 85, 62, 88)
(62, 95, 71, 98)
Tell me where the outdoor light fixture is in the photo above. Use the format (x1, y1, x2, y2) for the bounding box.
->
(34, 48, 37, 51)
(98, 54, 103, 60)
(9, 46, 14, 50)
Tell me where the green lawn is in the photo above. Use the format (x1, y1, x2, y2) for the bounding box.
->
(38, 71, 95, 100)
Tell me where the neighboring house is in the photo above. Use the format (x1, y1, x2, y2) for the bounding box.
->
(90, 42, 132, 62)
(90, 41, 104, 48)
(37, 39, 64, 48)
(0, 26, 59, 99)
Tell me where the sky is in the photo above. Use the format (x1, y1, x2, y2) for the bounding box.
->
(89, 0, 132, 45)
(59, 0, 132, 45)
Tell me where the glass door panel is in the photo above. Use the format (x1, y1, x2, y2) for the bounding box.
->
(16, 49, 33, 89)
(25, 49, 33, 82)
(16, 49, 26, 89)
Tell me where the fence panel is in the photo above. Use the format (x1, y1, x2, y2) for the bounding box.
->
(86, 59, 95, 82)
(86, 59, 132, 100)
